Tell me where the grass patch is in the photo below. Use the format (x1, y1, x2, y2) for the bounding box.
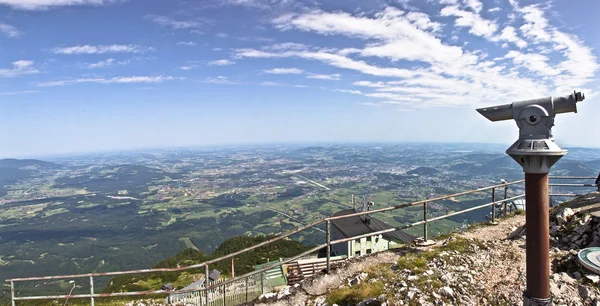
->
(397, 236, 486, 274)
(326, 281, 384, 306)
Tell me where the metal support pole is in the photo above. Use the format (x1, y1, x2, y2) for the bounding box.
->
(205, 265, 210, 306)
(231, 257, 235, 279)
(504, 182, 508, 216)
(90, 276, 95, 306)
(222, 284, 226, 306)
(260, 272, 264, 295)
(10, 281, 15, 306)
(326, 220, 331, 274)
(524, 173, 551, 306)
(423, 201, 428, 241)
(245, 276, 249, 302)
(491, 188, 497, 224)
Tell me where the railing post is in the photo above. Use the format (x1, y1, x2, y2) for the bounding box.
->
(503, 182, 508, 216)
(423, 201, 428, 241)
(222, 283, 226, 306)
(231, 257, 235, 279)
(90, 276, 95, 306)
(205, 265, 210, 306)
(260, 272, 264, 295)
(245, 276, 249, 302)
(10, 281, 15, 306)
(491, 188, 497, 224)
(326, 220, 331, 274)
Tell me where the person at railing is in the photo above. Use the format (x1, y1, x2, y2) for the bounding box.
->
(596, 172, 600, 189)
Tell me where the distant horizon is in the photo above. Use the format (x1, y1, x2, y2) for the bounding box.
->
(5, 140, 600, 160)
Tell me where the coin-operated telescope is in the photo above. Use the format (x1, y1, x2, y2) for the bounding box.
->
(477, 91, 585, 306)
(477, 91, 584, 173)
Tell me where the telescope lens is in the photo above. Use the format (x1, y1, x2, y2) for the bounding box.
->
(529, 115, 537, 123)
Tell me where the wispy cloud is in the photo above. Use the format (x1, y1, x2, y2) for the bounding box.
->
(0, 0, 118, 10)
(208, 59, 235, 66)
(203, 76, 243, 84)
(334, 89, 362, 95)
(145, 15, 206, 30)
(244, 5, 598, 110)
(260, 81, 280, 86)
(293, 84, 308, 88)
(85, 58, 129, 69)
(53, 44, 150, 55)
(440, 5, 497, 38)
(177, 41, 197, 46)
(37, 76, 183, 87)
(0, 60, 39, 77)
(0, 22, 20, 37)
(262, 67, 303, 74)
(0, 90, 38, 95)
(180, 65, 197, 70)
(307, 73, 340, 80)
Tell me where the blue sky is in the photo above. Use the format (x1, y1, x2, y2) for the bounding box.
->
(1, 0, 599, 158)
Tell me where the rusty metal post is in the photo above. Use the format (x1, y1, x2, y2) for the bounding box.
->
(326, 220, 331, 274)
(10, 281, 15, 306)
(525, 173, 551, 305)
(423, 201, 428, 241)
(205, 265, 210, 306)
(90, 276, 95, 306)
(231, 257, 235, 279)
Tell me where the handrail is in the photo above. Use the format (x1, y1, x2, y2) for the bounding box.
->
(6, 176, 597, 306)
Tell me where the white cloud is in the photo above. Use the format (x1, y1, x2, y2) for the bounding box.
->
(208, 59, 235, 66)
(262, 42, 307, 51)
(463, 0, 483, 13)
(85, 58, 128, 68)
(203, 76, 242, 84)
(273, 8, 466, 65)
(293, 84, 308, 88)
(177, 41, 197, 46)
(334, 89, 362, 95)
(260, 81, 280, 86)
(263, 67, 303, 74)
(180, 65, 197, 70)
(307, 73, 341, 80)
(236, 6, 598, 109)
(0, 0, 117, 10)
(146, 15, 205, 30)
(216, 32, 228, 38)
(504, 50, 557, 76)
(494, 26, 527, 48)
(0, 90, 38, 95)
(88, 58, 115, 68)
(440, 5, 497, 38)
(0, 22, 20, 37)
(53, 44, 149, 55)
(0, 60, 39, 77)
(519, 5, 552, 43)
(236, 49, 417, 78)
(37, 76, 182, 86)
(488, 7, 501, 12)
(353, 81, 387, 88)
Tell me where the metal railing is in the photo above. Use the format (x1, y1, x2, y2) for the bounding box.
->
(6, 176, 598, 306)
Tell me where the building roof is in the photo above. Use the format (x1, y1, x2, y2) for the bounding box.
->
(330, 209, 416, 244)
